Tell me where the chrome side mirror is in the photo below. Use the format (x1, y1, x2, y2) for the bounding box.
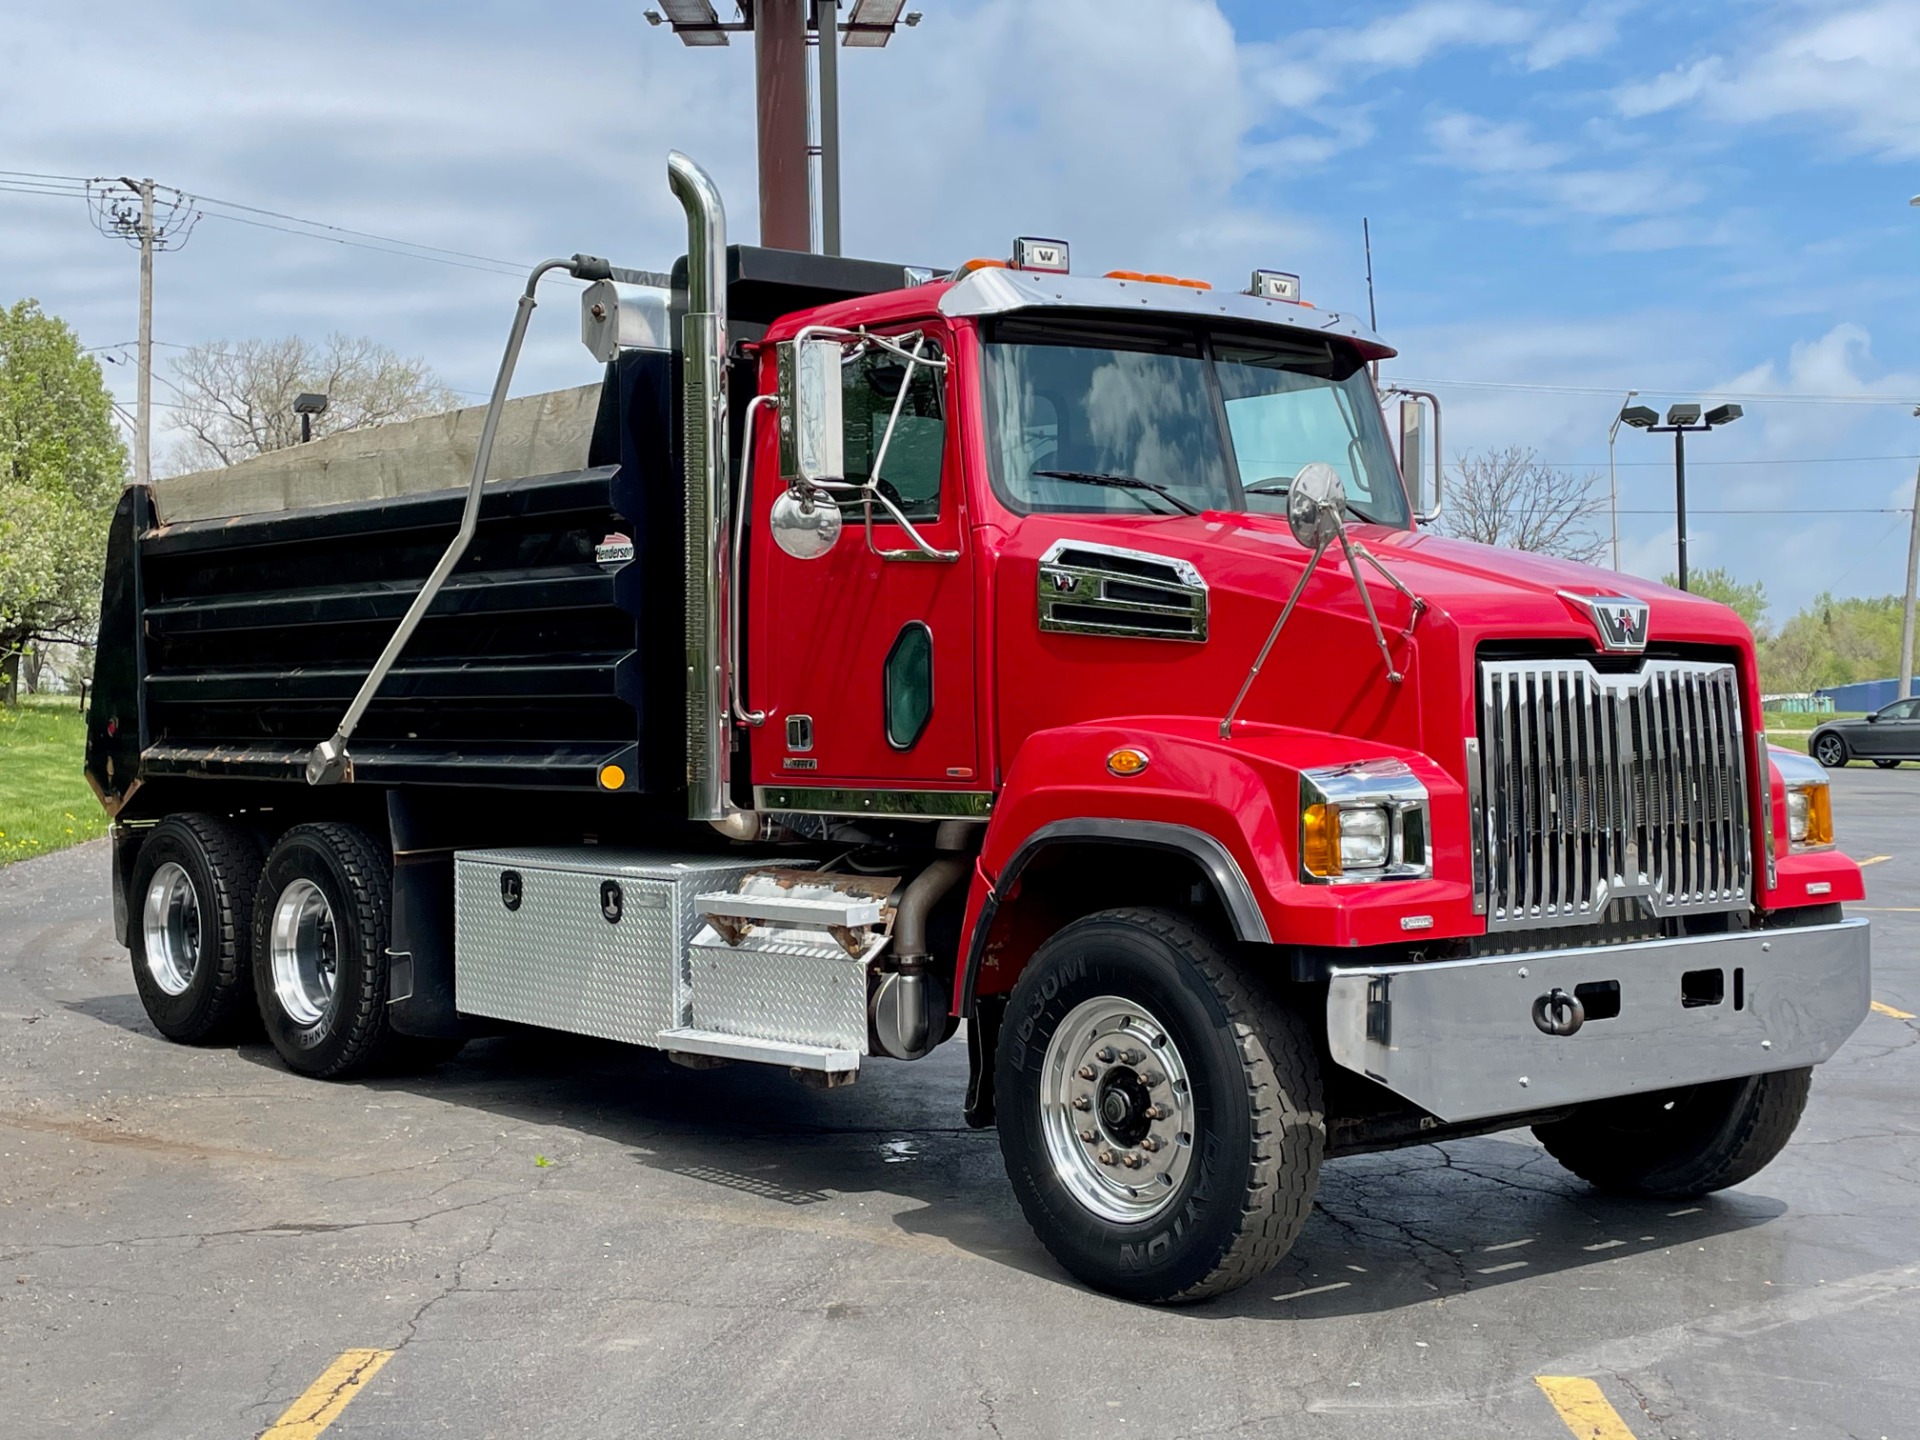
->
(1390, 389, 1443, 524)
(777, 338, 845, 486)
(1288, 462, 1346, 548)
(769, 487, 843, 560)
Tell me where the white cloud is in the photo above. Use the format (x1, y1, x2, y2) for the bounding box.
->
(1612, 3, 1920, 158)
(1428, 114, 1570, 173)
(1425, 113, 1703, 224)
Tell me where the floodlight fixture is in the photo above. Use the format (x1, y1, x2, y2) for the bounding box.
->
(1703, 402, 1743, 427)
(293, 392, 329, 415)
(846, 0, 908, 45)
(1620, 405, 1659, 429)
(652, 0, 735, 45)
(1666, 402, 1702, 426)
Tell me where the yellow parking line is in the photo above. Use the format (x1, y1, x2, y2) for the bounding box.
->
(1856, 855, 1892, 867)
(1536, 1375, 1639, 1439)
(260, 1349, 394, 1440)
(1872, 1000, 1917, 1020)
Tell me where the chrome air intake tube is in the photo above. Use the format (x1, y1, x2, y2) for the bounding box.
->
(668, 152, 734, 826)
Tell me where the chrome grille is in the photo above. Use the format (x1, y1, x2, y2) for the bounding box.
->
(1477, 658, 1752, 931)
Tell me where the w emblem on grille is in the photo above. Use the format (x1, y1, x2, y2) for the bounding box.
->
(1560, 592, 1650, 653)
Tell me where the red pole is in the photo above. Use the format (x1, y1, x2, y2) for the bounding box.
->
(754, 0, 811, 251)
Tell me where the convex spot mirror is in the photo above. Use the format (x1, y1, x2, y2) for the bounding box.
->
(770, 487, 843, 560)
(777, 338, 845, 486)
(1288, 462, 1347, 548)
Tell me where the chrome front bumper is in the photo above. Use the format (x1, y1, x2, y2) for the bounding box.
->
(1326, 918, 1870, 1123)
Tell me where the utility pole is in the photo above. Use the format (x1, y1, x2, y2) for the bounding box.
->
(1607, 389, 1637, 571)
(816, 0, 841, 255)
(86, 178, 199, 485)
(1900, 405, 1919, 700)
(133, 178, 154, 487)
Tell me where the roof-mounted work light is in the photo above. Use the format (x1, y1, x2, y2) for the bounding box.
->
(1247, 269, 1302, 302)
(1011, 236, 1070, 273)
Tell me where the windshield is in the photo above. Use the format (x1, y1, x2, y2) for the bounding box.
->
(981, 319, 1406, 527)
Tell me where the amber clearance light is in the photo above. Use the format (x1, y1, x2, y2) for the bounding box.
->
(1107, 747, 1151, 777)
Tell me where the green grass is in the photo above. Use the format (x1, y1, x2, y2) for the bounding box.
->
(1763, 711, 1862, 755)
(0, 695, 108, 862)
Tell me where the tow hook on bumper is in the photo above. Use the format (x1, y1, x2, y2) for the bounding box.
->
(1325, 918, 1871, 1123)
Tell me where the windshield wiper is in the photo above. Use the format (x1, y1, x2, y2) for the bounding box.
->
(1031, 469, 1201, 516)
(1244, 475, 1378, 524)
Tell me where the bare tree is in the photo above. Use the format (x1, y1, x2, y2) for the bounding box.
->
(1442, 446, 1607, 563)
(164, 333, 459, 471)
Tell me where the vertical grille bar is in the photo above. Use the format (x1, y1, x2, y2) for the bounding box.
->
(1477, 658, 1752, 931)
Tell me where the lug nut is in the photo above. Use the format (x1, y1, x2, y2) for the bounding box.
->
(1120, 1152, 1143, 1169)
(1140, 1135, 1162, 1153)
(1076, 1064, 1097, 1081)
(1079, 1128, 1097, 1144)
(1121, 1048, 1145, 1066)
(1144, 1103, 1168, 1121)
(1072, 1095, 1091, 1111)
(1097, 1149, 1116, 1166)
(1095, 1046, 1116, 1064)
(1141, 1072, 1164, 1088)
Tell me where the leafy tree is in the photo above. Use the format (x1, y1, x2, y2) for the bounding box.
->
(164, 333, 458, 471)
(0, 299, 126, 706)
(1759, 593, 1905, 694)
(1663, 566, 1770, 639)
(1441, 446, 1606, 563)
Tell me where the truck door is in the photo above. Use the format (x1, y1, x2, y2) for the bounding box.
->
(748, 327, 980, 798)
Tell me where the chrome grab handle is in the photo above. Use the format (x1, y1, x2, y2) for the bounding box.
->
(730, 394, 776, 727)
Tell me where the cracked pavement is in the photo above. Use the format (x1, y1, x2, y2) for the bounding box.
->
(2, 766, 1915, 1438)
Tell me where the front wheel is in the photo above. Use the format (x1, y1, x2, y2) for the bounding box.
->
(995, 908, 1324, 1304)
(1812, 733, 1848, 767)
(1532, 1067, 1812, 1199)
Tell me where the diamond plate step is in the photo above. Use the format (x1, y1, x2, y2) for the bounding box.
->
(695, 891, 883, 930)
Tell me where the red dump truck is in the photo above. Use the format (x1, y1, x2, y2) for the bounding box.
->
(86, 153, 1870, 1302)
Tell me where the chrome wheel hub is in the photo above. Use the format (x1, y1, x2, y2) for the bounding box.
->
(140, 861, 202, 997)
(1040, 995, 1195, 1223)
(269, 879, 339, 1027)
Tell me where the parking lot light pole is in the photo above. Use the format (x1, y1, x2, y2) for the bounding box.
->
(1899, 403, 1918, 700)
(1618, 401, 1742, 592)
(1607, 389, 1637, 570)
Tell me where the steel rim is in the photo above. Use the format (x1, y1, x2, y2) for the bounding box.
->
(140, 861, 202, 997)
(1815, 736, 1844, 766)
(269, 878, 339, 1028)
(1040, 994, 1196, 1224)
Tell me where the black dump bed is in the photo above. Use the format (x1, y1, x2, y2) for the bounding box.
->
(85, 245, 922, 819)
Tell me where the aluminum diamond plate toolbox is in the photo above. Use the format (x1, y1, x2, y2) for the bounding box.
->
(686, 927, 878, 1052)
(454, 849, 763, 1044)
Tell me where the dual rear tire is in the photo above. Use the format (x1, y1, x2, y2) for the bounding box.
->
(128, 816, 453, 1077)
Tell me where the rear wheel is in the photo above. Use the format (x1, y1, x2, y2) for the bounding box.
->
(1812, 733, 1847, 767)
(128, 814, 263, 1043)
(1532, 1067, 1812, 1199)
(252, 822, 401, 1078)
(995, 908, 1323, 1304)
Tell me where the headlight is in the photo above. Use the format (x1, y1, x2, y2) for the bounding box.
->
(1773, 746, 1835, 854)
(1786, 782, 1833, 851)
(1300, 759, 1432, 883)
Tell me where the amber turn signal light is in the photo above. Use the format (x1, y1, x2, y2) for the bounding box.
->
(1106, 747, 1150, 777)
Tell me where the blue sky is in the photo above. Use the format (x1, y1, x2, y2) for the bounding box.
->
(4, 0, 1917, 622)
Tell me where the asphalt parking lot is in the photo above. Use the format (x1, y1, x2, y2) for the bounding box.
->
(2, 767, 1915, 1440)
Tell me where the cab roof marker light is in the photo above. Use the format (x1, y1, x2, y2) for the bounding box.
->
(1103, 270, 1212, 290)
(1248, 269, 1302, 303)
(1011, 237, 1070, 273)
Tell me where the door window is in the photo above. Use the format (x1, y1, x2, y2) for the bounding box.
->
(842, 340, 945, 523)
(884, 622, 934, 750)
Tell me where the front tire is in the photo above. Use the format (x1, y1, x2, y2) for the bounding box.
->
(995, 908, 1324, 1304)
(1532, 1067, 1813, 1199)
(128, 814, 263, 1043)
(252, 822, 400, 1078)
(1813, 733, 1847, 767)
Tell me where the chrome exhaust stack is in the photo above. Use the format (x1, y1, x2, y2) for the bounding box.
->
(668, 152, 736, 827)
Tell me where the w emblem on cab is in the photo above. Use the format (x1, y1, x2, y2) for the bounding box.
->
(1559, 592, 1650, 653)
